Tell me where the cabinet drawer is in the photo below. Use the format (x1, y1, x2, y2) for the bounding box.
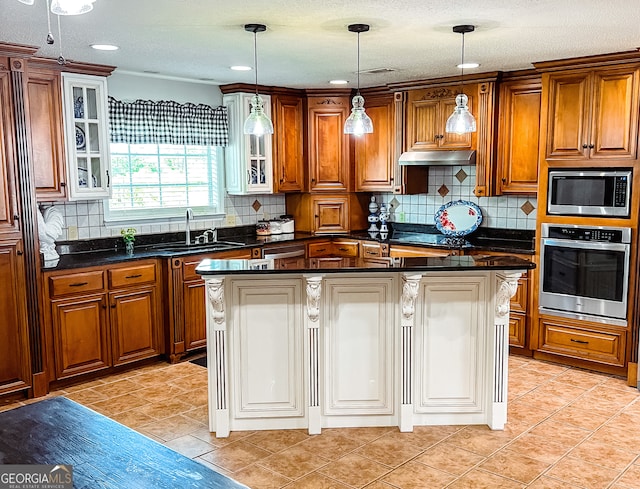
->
(109, 263, 156, 288)
(539, 319, 626, 366)
(49, 271, 104, 297)
(510, 276, 528, 313)
(307, 242, 333, 257)
(509, 313, 527, 349)
(361, 242, 382, 258)
(332, 240, 359, 257)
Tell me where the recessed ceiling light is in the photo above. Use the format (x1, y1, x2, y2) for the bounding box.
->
(330, 79, 348, 85)
(231, 65, 252, 71)
(457, 62, 479, 69)
(91, 44, 119, 51)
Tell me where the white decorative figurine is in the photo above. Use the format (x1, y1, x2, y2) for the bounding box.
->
(37, 206, 65, 267)
(379, 203, 389, 239)
(367, 196, 379, 238)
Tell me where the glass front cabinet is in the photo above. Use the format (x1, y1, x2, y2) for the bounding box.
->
(61, 73, 111, 200)
(223, 92, 273, 194)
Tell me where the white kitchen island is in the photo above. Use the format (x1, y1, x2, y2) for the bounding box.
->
(196, 255, 534, 438)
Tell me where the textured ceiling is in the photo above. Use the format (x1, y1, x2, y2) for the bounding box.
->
(2, 0, 640, 89)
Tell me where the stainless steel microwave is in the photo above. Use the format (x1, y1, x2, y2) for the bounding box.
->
(547, 169, 631, 217)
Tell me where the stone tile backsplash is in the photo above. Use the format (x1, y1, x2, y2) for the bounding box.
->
(375, 165, 537, 230)
(47, 194, 287, 241)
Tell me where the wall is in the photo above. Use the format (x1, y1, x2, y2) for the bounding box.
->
(376, 165, 537, 230)
(48, 71, 286, 240)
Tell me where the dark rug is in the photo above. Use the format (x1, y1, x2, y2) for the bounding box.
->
(0, 397, 245, 488)
(190, 356, 207, 368)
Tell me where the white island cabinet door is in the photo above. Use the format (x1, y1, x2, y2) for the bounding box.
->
(414, 274, 490, 424)
(322, 275, 397, 425)
(229, 278, 306, 428)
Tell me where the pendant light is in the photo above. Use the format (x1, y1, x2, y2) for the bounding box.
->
(344, 23, 373, 136)
(445, 25, 477, 135)
(50, 0, 96, 15)
(243, 23, 274, 136)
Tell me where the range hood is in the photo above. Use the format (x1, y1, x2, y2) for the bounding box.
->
(398, 150, 476, 166)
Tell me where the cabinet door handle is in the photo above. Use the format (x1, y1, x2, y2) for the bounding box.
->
(502, 178, 507, 183)
(110, 304, 116, 309)
(69, 282, 89, 287)
(13, 214, 19, 221)
(316, 248, 326, 252)
(570, 338, 589, 345)
(588, 144, 594, 149)
(366, 250, 377, 255)
(16, 250, 23, 256)
(338, 247, 348, 251)
(106, 170, 110, 187)
(125, 274, 142, 279)
(582, 143, 589, 149)
(60, 182, 66, 187)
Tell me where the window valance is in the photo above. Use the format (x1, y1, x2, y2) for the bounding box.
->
(108, 97, 228, 146)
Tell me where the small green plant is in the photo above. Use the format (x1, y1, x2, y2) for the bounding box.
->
(120, 227, 136, 244)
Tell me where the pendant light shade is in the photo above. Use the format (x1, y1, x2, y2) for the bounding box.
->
(344, 23, 373, 136)
(445, 24, 477, 135)
(50, 0, 96, 15)
(243, 23, 274, 136)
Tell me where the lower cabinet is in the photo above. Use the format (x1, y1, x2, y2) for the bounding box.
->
(167, 248, 253, 362)
(44, 260, 162, 381)
(0, 239, 32, 395)
(536, 314, 627, 373)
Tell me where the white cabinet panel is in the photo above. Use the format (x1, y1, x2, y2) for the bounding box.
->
(415, 275, 488, 413)
(323, 276, 396, 416)
(230, 279, 304, 418)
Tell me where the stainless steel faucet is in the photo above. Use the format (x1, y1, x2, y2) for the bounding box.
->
(204, 228, 218, 243)
(185, 207, 194, 245)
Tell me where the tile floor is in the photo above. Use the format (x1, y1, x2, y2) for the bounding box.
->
(3, 355, 640, 489)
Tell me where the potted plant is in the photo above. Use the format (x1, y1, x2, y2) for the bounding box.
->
(121, 228, 136, 255)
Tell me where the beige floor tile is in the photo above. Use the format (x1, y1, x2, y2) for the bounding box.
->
(526, 476, 585, 488)
(478, 449, 550, 484)
(381, 459, 455, 488)
(182, 404, 209, 424)
(549, 405, 610, 431)
(244, 429, 310, 453)
(88, 393, 148, 416)
(512, 389, 570, 413)
(567, 438, 637, 471)
(354, 432, 423, 467)
(554, 369, 610, 389)
(110, 408, 157, 429)
(506, 433, 571, 464)
(317, 453, 391, 488)
(130, 383, 187, 403)
(137, 414, 206, 441)
(65, 388, 109, 404)
(446, 425, 515, 457)
(167, 372, 208, 390)
(507, 401, 553, 427)
(603, 411, 640, 432)
(362, 482, 396, 489)
(527, 419, 591, 446)
(322, 426, 393, 444)
(379, 425, 462, 449)
(295, 430, 364, 460)
(231, 464, 292, 489)
(546, 457, 621, 489)
(446, 468, 525, 488)
(62, 378, 107, 393)
(283, 473, 352, 489)
(90, 378, 144, 397)
(615, 464, 640, 488)
(190, 426, 256, 448)
(414, 442, 484, 476)
(257, 444, 330, 480)
(200, 440, 272, 472)
(136, 397, 195, 420)
(590, 424, 640, 452)
(531, 380, 589, 401)
(163, 434, 216, 458)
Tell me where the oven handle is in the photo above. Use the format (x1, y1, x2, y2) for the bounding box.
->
(541, 238, 630, 253)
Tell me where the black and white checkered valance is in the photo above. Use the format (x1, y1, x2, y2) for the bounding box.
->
(108, 97, 228, 146)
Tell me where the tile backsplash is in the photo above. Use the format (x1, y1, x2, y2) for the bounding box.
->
(46, 194, 286, 241)
(375, 165, 537, 230)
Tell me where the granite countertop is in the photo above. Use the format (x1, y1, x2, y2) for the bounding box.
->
(196, 255, 536, 276)
(44, 224, 535, 271)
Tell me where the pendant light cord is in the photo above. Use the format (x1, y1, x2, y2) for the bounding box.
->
(459, 31, 465, 95)
(356, 31, 361, 95)
(253, 30, 258, 96)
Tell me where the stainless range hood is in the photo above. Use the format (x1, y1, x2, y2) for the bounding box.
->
(398, 150, 476, 166)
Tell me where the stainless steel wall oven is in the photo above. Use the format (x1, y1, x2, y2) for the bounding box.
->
(539, 224, 631, 325)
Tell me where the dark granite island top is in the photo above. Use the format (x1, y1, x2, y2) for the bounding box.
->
(195, 254, 535, 277)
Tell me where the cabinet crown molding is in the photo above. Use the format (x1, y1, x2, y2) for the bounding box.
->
(533, 50, 640, 72)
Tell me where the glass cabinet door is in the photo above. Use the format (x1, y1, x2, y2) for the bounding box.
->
(62, 73, 111, 200)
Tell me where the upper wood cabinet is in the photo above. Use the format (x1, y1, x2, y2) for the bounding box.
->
(0, 69, 20, 238)
(543, 66, 639, 161)
(307, 95, 350, 192)
(272, 94, 305, 193)
(496, 76, 542, 195)
(405, 86, 475, 151)
(354, 94, 395, 192)
(26, 67, 67, 202)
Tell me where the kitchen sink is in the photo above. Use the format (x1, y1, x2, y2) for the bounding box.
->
(144, 241, 245, 253)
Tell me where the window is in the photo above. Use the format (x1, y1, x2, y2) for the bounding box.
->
(104, 143, 225, 222)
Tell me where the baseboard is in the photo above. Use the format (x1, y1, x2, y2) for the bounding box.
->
(627, 362, 637, 387)
(30, 372, 48, 398)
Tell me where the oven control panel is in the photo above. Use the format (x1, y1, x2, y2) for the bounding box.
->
(544, 225, 630, 243)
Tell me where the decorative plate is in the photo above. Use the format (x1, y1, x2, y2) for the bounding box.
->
(74, 96, 84, 118)
(75, 126, 86, 151)
(434, 200, 483, 236)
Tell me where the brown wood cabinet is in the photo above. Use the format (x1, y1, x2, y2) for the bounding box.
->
(26, 66, 67, 201)
(167, 248, 253, 362)
(354, 94, 395, 191)
(496, 76, 541, 194)
(272, 93, 305, 192)
(307, 95, 351, 192)
(405, 86, 475, 151)
(0, 70, 20, 238)
(536, 314, 627, 373)
(44, 260, 162, 380)
(543, 66, 639, 161)
(285, 193, 368, 234)
(0, 239, 32, 395)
